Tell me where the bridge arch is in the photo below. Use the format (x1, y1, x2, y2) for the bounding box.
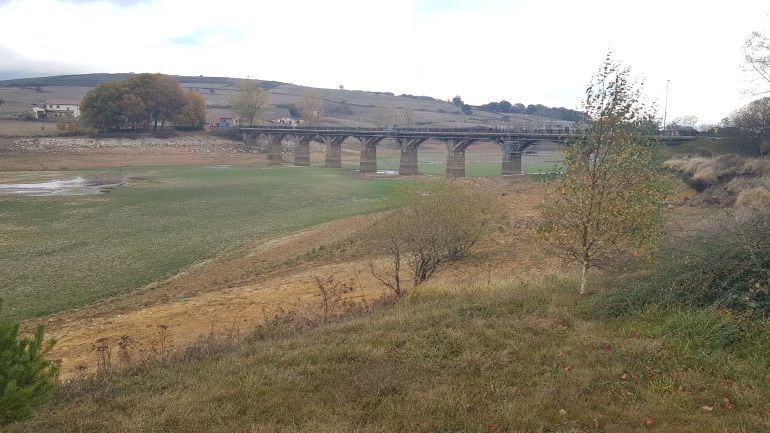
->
(239, 126, 693, 177)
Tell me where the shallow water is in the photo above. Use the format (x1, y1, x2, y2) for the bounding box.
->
(0, 177, 122, 196)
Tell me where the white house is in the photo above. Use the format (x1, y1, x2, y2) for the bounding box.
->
(45, 99, 81, 118)
(28, 106, 46, 119)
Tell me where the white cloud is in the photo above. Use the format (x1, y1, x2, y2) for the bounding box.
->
(0, 0, 767, 123)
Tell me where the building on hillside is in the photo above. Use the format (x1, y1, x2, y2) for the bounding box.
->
(214, 116, 242, 128)
(45, 99, 81, 118)
(28, 106, 46, 119)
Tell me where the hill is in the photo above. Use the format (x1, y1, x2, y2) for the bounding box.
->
(0, 73, 576, 130)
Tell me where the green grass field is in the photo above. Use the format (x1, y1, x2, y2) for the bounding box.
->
(357, 148, 564, 177)
(0, 166, 399, 321)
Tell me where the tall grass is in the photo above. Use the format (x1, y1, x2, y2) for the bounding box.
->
(7, 276, 769, 433)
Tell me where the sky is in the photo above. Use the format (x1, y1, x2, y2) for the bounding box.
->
(0, 0, 768, 124)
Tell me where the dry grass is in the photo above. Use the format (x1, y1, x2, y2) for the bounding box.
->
(736, 187, 770, 209)
(6, 275, 770, 433)
(0, 119, 62, 136)
(665, 155, 770, 206)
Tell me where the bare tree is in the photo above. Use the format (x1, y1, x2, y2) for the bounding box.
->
(745, 29, 770, 95)
(370, 213, 406, 297)
(393, 108, 415, 126)
(670, 115, 698, 129)
(231, 79, 269, 126)
(301, 90, 322, 125)
(312, 275, 356, 323)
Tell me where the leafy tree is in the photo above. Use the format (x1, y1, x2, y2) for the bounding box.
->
(117, 92, 146, 129)
(126, 74, 185, 129)
(81, 81, 133, 130)
(732, 97, 770, 155)
(537, 55, 670, 294)
(0, 98, 5, 112)
(174, 91, 206, 129)
(0, 301, 58, 425)
(232, 79, 269, 126)
(451, 95, 464, 107)
(81, 74, 190, 130)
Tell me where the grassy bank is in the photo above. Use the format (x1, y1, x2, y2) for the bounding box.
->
(0, 166, 398, 320)
(9, 278, 770, 433)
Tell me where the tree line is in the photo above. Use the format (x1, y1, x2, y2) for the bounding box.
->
(80, 73, 206, 131)
(478, 99, 585, 122)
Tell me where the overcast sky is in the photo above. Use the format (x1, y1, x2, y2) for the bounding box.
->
(0, 0, 768, 124)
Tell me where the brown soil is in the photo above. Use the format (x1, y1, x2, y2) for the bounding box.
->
(0, 135, 261, 170)
(19, 168, 560, 379)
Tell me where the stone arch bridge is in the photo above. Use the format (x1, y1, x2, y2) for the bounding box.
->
(239, 126, 693, 177)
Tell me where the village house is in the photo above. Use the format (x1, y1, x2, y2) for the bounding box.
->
(212, 115, 243, 128)
(28, 106, 46, 119)
(45, 99, 81, 118)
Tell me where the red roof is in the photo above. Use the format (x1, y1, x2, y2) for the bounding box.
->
(45, 99, 81, 106)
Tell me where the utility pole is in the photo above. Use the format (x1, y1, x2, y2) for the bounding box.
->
(662, 80, 670, 134)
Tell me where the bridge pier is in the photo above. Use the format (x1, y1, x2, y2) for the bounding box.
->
(501, 140, 523, 175)
(446, 150, 466, 177)
(358, 136, 384, 173)
(322, 136, 348, 168)
(238, 126, 600, 177)
(398, 138, 428, 176)
(293, 135, 313, 166)
(443, 139, 475, 177)
(266, 134, 285, 165)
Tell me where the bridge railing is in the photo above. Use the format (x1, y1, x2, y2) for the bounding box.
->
(239, 125, 585, 135)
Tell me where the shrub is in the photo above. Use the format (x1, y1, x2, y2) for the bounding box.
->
(369, 181, 502, 294)
(736, 186, 770, 209)
(605, 208, 770, 316)
(0, 311, 58, 425)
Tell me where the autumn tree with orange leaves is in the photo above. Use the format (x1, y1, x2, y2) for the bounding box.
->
(537, 55, 670, 294)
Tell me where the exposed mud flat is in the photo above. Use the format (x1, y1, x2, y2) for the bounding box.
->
(0, 176, 123, 196)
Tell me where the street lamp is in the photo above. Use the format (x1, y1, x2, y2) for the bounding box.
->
(662, 80, 670, 134)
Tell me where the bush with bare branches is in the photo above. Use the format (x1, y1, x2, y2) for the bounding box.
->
(370, 181, 502, 296)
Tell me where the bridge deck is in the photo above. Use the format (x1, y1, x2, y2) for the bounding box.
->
(238, 125, 697, 142)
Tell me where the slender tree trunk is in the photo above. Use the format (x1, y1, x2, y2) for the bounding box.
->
(580, 261, 588, 295)
(393, 246, 401, 297)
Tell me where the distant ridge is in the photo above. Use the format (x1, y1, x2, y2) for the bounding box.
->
(0, 73, 579, 127)
(0, 73, 270, 88)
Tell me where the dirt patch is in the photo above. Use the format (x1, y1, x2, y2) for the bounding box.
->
(22, 177, 559, 380)
(0, 134, 267, 171)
